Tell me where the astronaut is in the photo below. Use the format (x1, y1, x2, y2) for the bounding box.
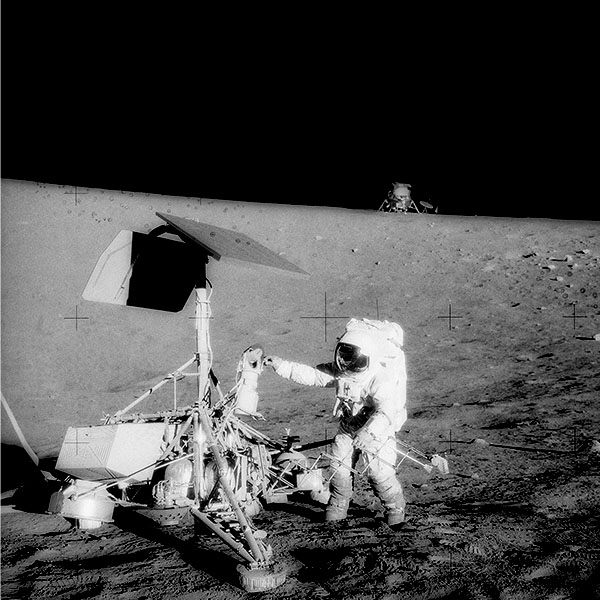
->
(264, 320, 407, 528)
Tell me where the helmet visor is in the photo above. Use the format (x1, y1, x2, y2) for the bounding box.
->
(335, 343, 369, 373)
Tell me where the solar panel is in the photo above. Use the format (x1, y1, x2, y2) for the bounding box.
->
(82, 230, 201, 311)
(156, 213, 309, 277)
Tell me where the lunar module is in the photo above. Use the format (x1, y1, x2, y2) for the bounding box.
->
(379, 182, 435, 213)
(47, 213, 447, 592)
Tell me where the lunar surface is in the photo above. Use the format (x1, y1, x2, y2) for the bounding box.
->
(2, 180, 599, 599)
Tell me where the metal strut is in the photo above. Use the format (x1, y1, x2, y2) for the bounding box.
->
(195, 404, 269, 565)
(190, 284, 270, 566)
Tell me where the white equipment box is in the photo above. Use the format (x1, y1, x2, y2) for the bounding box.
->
(56, 423, 173, 482)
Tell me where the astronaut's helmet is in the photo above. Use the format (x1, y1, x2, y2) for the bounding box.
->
(334, 342, 369, 374)
(334, 326, 382, 374)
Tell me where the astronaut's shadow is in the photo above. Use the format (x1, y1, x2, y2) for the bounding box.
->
(261, 494, 378, 524)
(261, 493, 325, 522)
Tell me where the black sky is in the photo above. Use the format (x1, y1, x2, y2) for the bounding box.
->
(2, 11, 595, 221)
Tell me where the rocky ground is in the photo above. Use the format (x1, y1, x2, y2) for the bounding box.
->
(2, 433, 599, 600)
(2, 182, 599, 598)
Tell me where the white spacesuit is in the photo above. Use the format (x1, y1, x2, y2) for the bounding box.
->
(265, 319, 407, 527)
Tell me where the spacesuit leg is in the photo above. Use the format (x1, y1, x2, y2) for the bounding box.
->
(326, 432, 356, 521)
(364, 436, 406, 526)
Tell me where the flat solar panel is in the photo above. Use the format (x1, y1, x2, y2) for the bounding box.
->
(156, 213, 309, 276)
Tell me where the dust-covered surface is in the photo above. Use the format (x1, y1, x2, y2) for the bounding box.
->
(2, 443, 600, 600)
(2, 181, 600, 599)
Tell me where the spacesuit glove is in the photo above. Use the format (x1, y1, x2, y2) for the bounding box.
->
(263, 355, 283, 370)
(354, 427, 375, 451)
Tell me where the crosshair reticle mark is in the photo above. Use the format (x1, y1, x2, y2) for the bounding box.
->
(62, 429, 89, 456)
(63, 305, 90, 331)
(300, 292, 349, 342)
(440, 430, 458, 455)
(562, 302, 589, 330)
(437, 301, 464, 330)
(64, 185, 88, 206)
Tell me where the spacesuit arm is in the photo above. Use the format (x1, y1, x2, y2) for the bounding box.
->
(274, 360, 336, 388)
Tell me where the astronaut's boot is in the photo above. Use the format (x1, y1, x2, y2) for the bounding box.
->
(325, 495, 350, 522)
(371, 477, 406, 530)
(385, 503, 406, 528)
